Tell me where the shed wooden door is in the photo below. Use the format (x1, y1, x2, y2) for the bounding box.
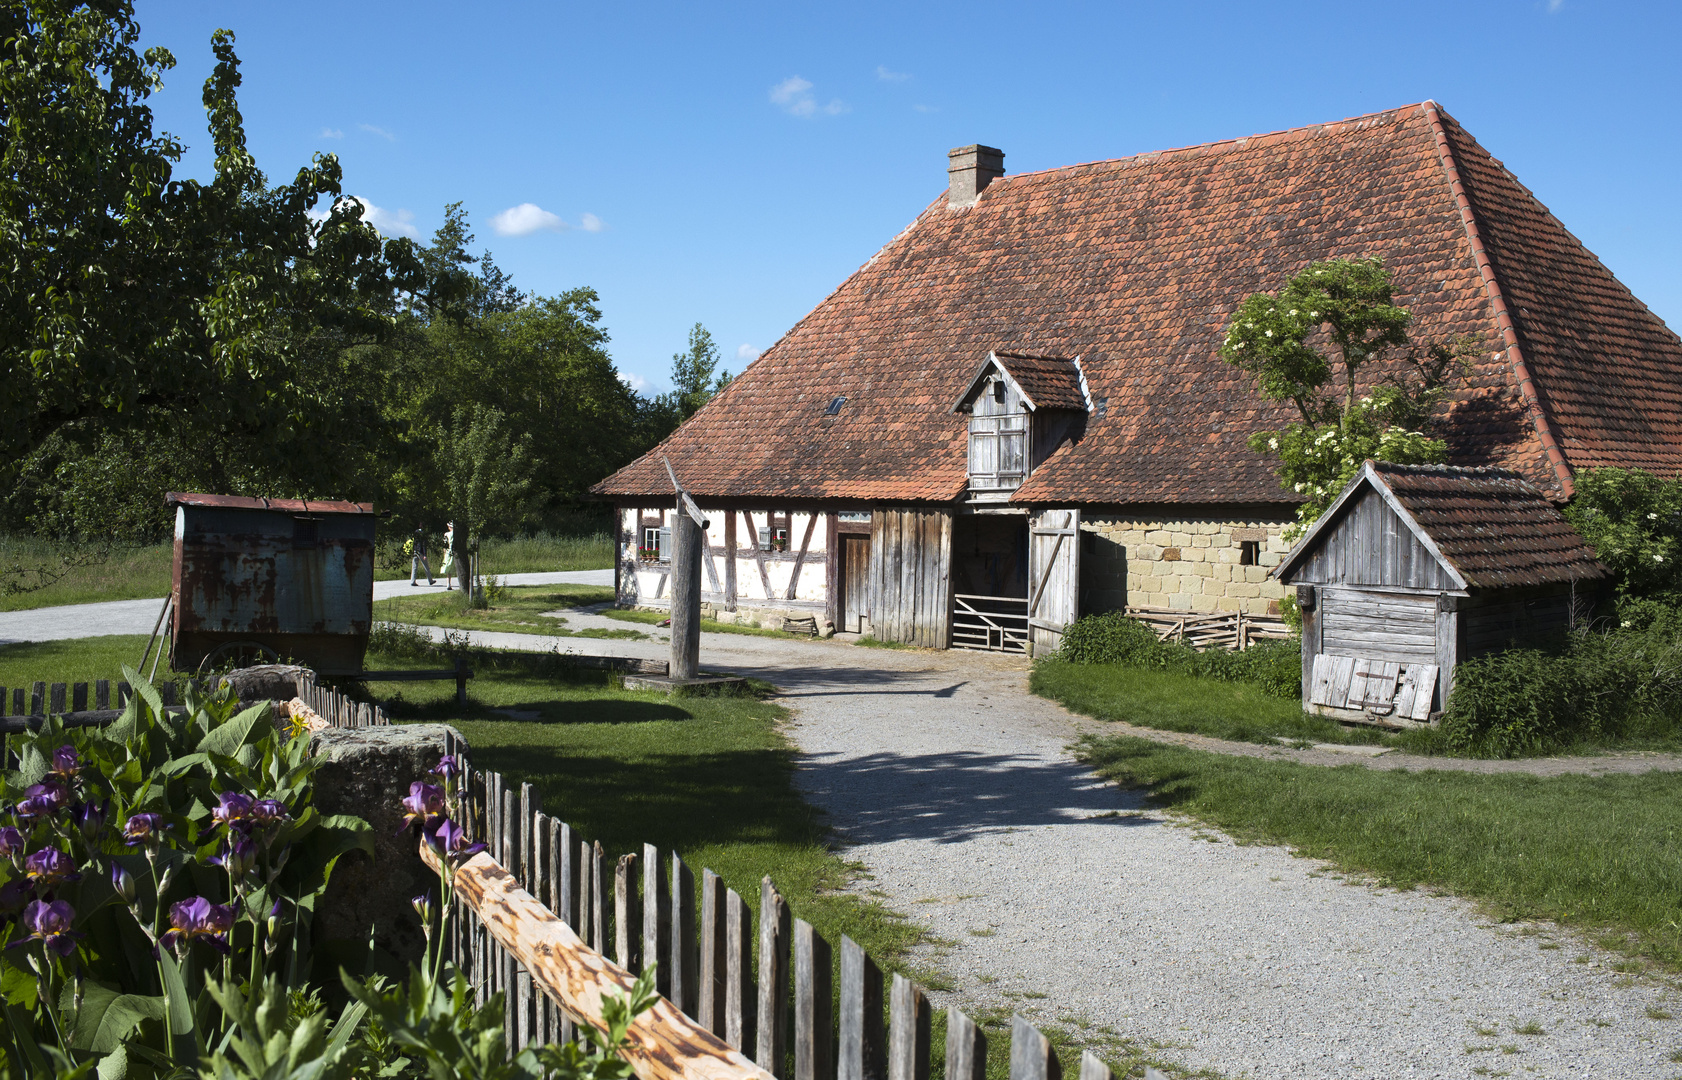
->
(1028, 509, 1080, 654)
(839, 535, 869, 634)
(868, 509, 953, 647)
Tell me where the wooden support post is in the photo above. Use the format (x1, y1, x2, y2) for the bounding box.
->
(725, 886, 755, 1052)
(944, 1009, 986, 1080)
(1008, 1017, 1059, 1080)
(757, 877, 791, 1076)
(591, 841, 608, 954)
(699, 870, 727, 1035)
(887, 975, 930, 1080)
(617, 853, 640, 972)
(792, 920, 832, 1080)
(1076, 1051, 1112, 1080)
(671, 510, 704, 681)
(643, 843, 670, 997)
(839, 936, 886, 1080)
(669, 852, 697, 1015)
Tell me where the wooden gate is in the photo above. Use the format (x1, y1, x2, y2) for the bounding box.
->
(838, 535, 869, 634)
(867, 509, 952, 647)
(1027, 509, 1079, 655)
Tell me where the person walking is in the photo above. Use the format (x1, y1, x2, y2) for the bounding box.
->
(408, 525, 434, 586)
(439, 522, 457, 591)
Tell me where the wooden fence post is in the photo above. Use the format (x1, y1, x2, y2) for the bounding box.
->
(616, 852, 640, 972)
(531, 809, 551, 1047)
(757, 878, 791, 1076)
(1008, 1017, 1059, 1080)
(792, 919, 832, 1080)
(944, 1009, 986, 1080)
(839, 936, 886, 1080)
(700, 870, 727, 1036)
(590, 841, 608, 954)
(558, 821, 580, 1045)
(670, 852, 697, 1016)
(887, 975, 930, 1080)
(1077, 1051, 1113, 1080)
(725, 886, 755, 1052)
(643, 843, 670, 996)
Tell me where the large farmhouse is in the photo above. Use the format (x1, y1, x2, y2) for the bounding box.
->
(593, 102, 1682, 651)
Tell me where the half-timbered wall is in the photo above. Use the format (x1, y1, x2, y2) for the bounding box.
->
(868, 508, 952, 648)
(617, 506, 831, 626)
(1293, 488, 1460, 591)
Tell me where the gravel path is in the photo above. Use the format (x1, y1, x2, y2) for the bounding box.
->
(399, 624, 1682, 1077)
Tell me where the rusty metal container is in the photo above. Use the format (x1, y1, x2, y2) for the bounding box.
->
(166, 493, 377, 676)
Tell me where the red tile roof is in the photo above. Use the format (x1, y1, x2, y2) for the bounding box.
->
(992, 353, 1087, 412)
(595, 103, 1682, 507)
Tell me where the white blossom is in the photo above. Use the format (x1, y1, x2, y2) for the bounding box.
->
(1649, 512, 1659, 520)
(1268, 438, 1279, 451)
(1264, 329, 1273, 337)
(1656, 554, 1666, 563)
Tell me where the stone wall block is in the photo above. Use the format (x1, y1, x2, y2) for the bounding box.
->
(310, 724, 467, 968)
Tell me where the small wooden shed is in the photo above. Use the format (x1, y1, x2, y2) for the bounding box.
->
(1273, 461, 1606, 725)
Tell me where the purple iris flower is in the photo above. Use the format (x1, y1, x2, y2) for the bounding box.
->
(74, 800, 108, 839)
(49, 745, 81, 778)
(0, 827, 25, 860)
(12, 796, 51, 825)
(15, 779, 69, 823)
(412, 892, 434, 924)
(397, 781, 446, 835)
(424, 817, 487, 861)
(159, 896, 236, 954)
(123, 813, 168, 847)
(248, 798, 289, 826)
(208, 833, 257, 877)
(432, 754, 461, 782)
(110, 863, 137, 903)
(212, 792, 254, 830)
(16, 900, 80, 958)
(23, 848, 79, 887)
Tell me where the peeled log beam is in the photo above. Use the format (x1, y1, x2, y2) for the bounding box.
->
(422, 843, 773, 1080)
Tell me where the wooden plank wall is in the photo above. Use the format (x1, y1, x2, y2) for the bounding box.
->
(868, 509, 953, 648)
(1463, 589, 1574, 656)
(1319, 587, 1438, 667)
(1027, 510, 1079, 655)
(1294, 488, 1458, 590)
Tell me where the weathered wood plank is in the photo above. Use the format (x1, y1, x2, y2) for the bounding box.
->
(757, 877, 791, 1076)
(670, 852, 697, 1016)
(700, 870, 727, 1035)
(944, 1008, 987, 1080)
(643, 843, 670, 996)
(1076, 1051, 1111, 1080)
(886, 975, 930, 1080)
(617, 852, 640, 971)
(725, 886, 755, 1052)
(95, 679, 110, 710)
(591, 840, 608, 954)
(839, 936, 886, 1080)
(71, 682, 88, 713)
(422, 843, 774, 1080)
(1008, 1016, 1060, 1080)
(793, 919, 832, 1080)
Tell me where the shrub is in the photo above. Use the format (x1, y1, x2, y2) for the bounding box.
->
(1054, 611, 1302, 700)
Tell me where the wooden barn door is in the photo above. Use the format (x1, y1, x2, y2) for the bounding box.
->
(868, 509, 953, 647)
(839, 534, 870, 633)
(1028, 509, 1080, 655)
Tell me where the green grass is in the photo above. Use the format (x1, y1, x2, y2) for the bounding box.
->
(1077, 733, 1682, 973)
(601, 606, 814, 641)
(373, 585, 647, 640)
(376, 531, 614, 580)
(1033, 659, 1390, 747)
(0, 634, 161, 693)
(365, 645, 924, 979)
(855, 636, 914, 650)
(0, 538, 172, 611)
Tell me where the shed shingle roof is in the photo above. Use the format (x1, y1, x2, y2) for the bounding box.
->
(595, 103, 1682, 506)
(992, 353, 1087, 412)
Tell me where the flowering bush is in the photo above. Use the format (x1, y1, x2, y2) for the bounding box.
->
(1563, 467, 1682, 604)
(0, 667, 372, 1076)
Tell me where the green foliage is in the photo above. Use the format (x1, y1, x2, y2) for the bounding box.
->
(1221, 256, 1473, 537)
(1053, 611, 1302, 699)
(1440, 610, 1682, 757)
(1562, 467, 1682, 602)
(435, 406, 532, 560)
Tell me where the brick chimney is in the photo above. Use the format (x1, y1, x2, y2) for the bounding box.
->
(947, 144, 1004, 209)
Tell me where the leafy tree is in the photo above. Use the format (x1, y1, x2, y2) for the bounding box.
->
(1562, 467, 1682, 607)
(665, 323, 729, 421)
(1221, 256, 1473, 536)
(435, 404, 532, 589)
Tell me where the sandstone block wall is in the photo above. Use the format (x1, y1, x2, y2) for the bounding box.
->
(1080, 517, 1293, 615)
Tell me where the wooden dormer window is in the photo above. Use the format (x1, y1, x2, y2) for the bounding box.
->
(967, 375, 1028, 491)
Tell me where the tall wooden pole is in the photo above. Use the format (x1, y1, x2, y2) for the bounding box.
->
(670, 506, 703, 681)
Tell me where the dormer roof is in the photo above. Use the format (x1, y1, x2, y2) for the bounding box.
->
(951, 352, 1087, 414)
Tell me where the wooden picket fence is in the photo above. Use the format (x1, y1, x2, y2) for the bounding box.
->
(0, 672, 386, 732)
(1124, 607, 1291, 651)
(440, 749, 1156, 1080)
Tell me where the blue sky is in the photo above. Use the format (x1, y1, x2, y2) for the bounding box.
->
(137, 1, 1680, 396)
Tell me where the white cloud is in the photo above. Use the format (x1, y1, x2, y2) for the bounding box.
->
(320, 127, 344, 139)
(348, 196, 418, 238)
(359, 123, 397, 142)
(491, 203, 567, 237)
(620, 371, 651, 393)
(770, 75, 847, 118)
(579, 212, 605, 233)
(736, 344, 760, 362)
(876, 65, 910, 82)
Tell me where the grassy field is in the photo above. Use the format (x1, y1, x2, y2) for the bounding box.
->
(373, 584, 647, 640)
(602, 606, 815, 641)
(0, 634, 160, 695)
(1079, 734, 1682, 974)
(383, 531, 614, 581)
(0, 538, 172, 612)
(1032, 659, 1394, 748)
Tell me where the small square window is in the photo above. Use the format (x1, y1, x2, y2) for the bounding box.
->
(1239, 540, 1260, 566)
(824, 396, 846, 415)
